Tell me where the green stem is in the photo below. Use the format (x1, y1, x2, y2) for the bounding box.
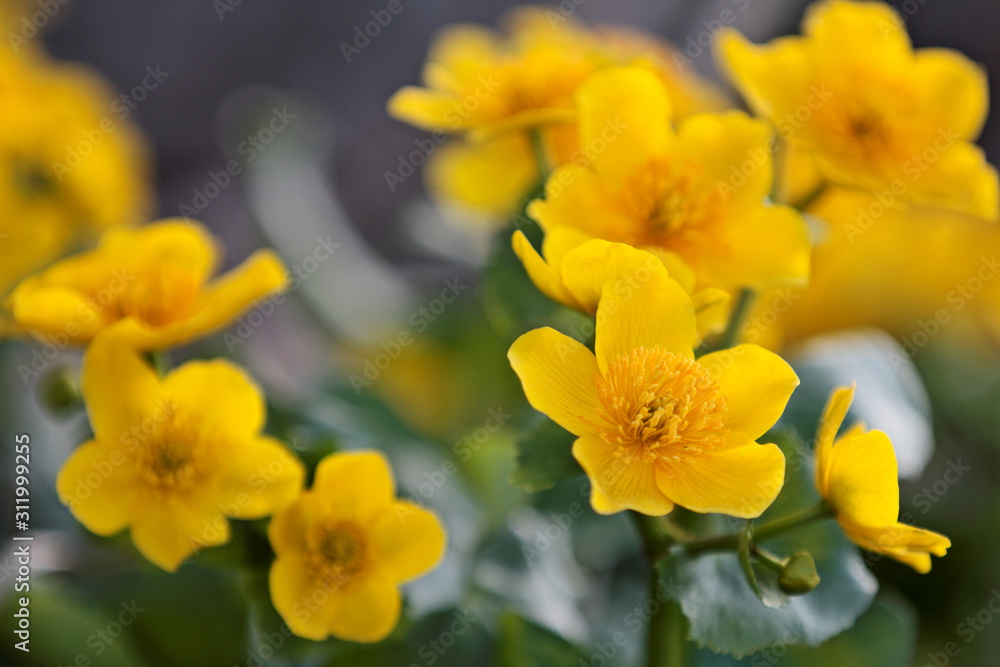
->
(630, 513, 688, 667)
(717, 288, 755, 350)
(147, 350, 170, 376)
(790, 180, 829, 212)
(750, 545, 786, 572)
(681, 503, 833, 556)
(528, 127, 551, 179)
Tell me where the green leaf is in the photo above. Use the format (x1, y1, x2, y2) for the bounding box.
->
(496, 613, 588, 667)
(509, 418, 584, 492)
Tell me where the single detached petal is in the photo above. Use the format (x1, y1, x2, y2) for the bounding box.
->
(656, 432, 786, 519)
(130, 496, 230, 572)
(573, 435, 674, 516)
(508, 327, 602, 437)
(216, 436, 305, 519)
(312, 450, 396, 520)
(576, 66, 673, 186)
(825, 429, 900, 528)
(698, 344, 799, 441)
(594, 271, 697, 374)
(560, 240, 667, 314)
(326, 574, 402, 643)
(80, 336, 162, 445)
(371, 501, 447, 584)
(56, 440, 141, 536)
(161, 359, 265, 441)
(270, 555, 335, 640)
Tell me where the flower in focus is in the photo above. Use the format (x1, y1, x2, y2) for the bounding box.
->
(0, 50, 151, 297)
(388, 7, 727, 218)
(508, 268, 796, 517)
(56, 337, 305, 571)
(528, 66, 810, 293)
(268, 450, 446, 642)
(6, 219, 287, 349)
(719, 0, 998, 219)
(814, 385, 950, 573)
(512, 231, 730, 338)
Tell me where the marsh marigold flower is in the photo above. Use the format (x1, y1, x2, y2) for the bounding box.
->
(388, 8, 726, 217)
(528, 66, 810, 293)
(56, 337, 305, 571)
(814, 385, 950, 573)
(512, 233, 730, 338)
(6, 219, 286, 350)
(719, 0, 998, 219)
(0, 50, 150, 297)
(508, 269, 796, 516)
(268, 451, 446, 642)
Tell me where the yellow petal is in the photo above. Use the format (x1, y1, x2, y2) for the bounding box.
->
(825, 430, 899, 528)
(917, 141, 1000, 221)
(422, 24, 499, 93)
(814, 385, 855, 497)
(697, 344, 799, 441)
(371, 501, 446, 584)
(312, 450, 396, 520)
(656, 432, 785, 518)
(576, 66, 672, 186)
(528, 164, 642, 241)
(511, 230, 579, 309)
(695, 204, 810, 290)
(216, 436, 305, 519)
(104, 221, 218, 284)
(716, 29, 813, 120)
(676, 111, 774, 209)
(267, 494, 317, 558)
(56, 440, 141, 536)
(803, 0, 911, 68)
(572, 435, 674, 516)
(594, 271, 697, 374)
(270, 555, 335, 640)
(80, 336, 162, 444)
(692, 288, 731, 339)
(839, 520, 950, 573)
(914, 48, 989, 141)
(539, 225, 597, 272)
(560, 240, 667, 315)
(160, 358, 265, 441)
(508, 327, 602, 437)
(11, 285, 106, 341)
(130, 496, 230, 572)
(326, 574, 401, 643)
(387, 86, 473, 132)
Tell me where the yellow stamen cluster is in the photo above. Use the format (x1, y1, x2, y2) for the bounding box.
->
(305, 520, 370, 590)
(619, 160, 718, 246)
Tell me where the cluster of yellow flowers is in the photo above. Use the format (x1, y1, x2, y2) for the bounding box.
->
(392, 0, 973, 574)
(1, 31, 444, 643)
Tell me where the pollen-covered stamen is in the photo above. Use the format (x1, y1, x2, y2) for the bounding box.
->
(306, 521, 370, 590)
(592, 346, 729, 464)
(135, 405, 216, 491)
(618, 159, 720, 247)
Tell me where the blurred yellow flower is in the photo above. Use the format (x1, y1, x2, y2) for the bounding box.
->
(0, 50, 151, 297)
(719, 0, 998, 219)
(814, 385, 950, 573)
(6, 219, 287, 349)
(528, 66, 810, 293)
(56, 337, 305, 571)
(508, 268, 795, 517)
(388, 7, 728, 218)
(512, 231, 730, 338)
(268, 450, 446, 642)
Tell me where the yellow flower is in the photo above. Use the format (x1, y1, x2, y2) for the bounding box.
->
(508, 268, 796, 517)
(719, 0, 998, 220)
(388, 7, 727, 218)
(0, 50, 151, 297)
(268, 451, 446, 642)
(56, 337, 305, 571)
(6, 219, 286, 349)
(528, 66, 810, 293)
(814, 385, 950, 573)
(512, 231, 730, 338)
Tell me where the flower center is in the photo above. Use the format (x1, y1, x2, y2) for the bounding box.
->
(618, 159, 720, 248)
(134, 403, 215, 492)
(306, 521, 370, 589)
(591, 347, 728, 462)
(108, 264, 201, 327)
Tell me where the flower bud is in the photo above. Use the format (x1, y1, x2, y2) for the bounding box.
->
(778, 552, 820, 595)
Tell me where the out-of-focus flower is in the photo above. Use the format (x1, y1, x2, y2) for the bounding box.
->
(0, 51, 151, 297)
(388, 7, 728, 218)
(719, 0, 998, 219)
(814, 385, 950, 573)
(268, 450, 446, 642)
(6, 219, 287, 349)
(745, 188, 1000, 349)
(512, 232, 730, 338)
(508, 267, 795, 517)
(56, 338, 305, 571)
(528, 66, 810, 294)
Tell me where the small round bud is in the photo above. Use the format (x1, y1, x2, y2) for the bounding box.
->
(778, 552, 821, 595)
